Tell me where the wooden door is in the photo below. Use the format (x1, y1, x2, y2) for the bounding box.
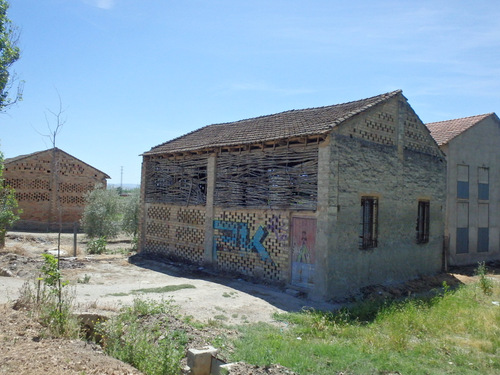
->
(291, 217, 316, 288)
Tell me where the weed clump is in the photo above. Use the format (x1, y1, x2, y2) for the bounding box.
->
(86, 236, 107, 254)
(97, 298, 188, 375)
(15, 253, 79, 338)
(475, 261, 493, 296)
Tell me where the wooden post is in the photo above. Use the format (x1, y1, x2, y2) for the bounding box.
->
(73, 222, 78, 257)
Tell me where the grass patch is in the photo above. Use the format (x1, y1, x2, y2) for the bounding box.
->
(231, 278, 500, 374)
(214, 314, 229, 321)
(133, 284, 196, 294)
(107, 284, 195, 296)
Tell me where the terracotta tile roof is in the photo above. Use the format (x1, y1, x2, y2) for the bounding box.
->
(4, 150, 41, 164)
(4, 148, 111, 179)
(144, 90, 402, 155)
(426, 113, 495, 146)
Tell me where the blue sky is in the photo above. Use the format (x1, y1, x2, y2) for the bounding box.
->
(1, 0, 499, 185)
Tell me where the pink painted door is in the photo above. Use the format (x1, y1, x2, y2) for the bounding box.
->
(291, 217, 316, 288)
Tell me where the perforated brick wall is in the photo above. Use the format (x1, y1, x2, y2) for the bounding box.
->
(4, 149, 108, 231)
(337, 97, 441, 158)
(404, 112, 441, 156)
(142, 203, 291, 282)
(350, 110, 397, 146)
(143, 203, 205, 263)
(213, 209, 290, 282)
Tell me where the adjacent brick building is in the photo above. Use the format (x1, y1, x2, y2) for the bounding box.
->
(4, 148, 110, 232)
(427, 113, 500, 267)
(139, 90, 446, 300)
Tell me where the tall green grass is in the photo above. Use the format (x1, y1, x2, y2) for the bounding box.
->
(232, 279, 500, 374)
(98, 298, 188, 375)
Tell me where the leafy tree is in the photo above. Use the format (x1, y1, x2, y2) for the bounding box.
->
(81, 184, 122, 239)
(0, 148, 20, 247)
(121, 189, 140, 239)
(0, 0, 22, 112)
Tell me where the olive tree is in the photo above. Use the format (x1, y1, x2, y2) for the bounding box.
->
(81, 184, 122, 239)
(0, 0, 22, 112)
(121, 189, 139, 238)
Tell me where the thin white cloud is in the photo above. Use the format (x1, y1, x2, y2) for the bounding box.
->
(82, 0, 116, 10)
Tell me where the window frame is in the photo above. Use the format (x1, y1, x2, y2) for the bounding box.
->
(457, 164, 469, 200)
(456, 202, 469, 254)
(478, 167, 489, 201)
(416, 200, 430, 244)
(360, 196, 378, 250)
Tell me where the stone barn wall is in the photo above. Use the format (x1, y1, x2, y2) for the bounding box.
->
(318, 95, 447, 299)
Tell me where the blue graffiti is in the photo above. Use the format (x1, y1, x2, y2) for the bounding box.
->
(213, 220, 271, 262)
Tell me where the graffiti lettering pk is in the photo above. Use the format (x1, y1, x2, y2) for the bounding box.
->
(213, 220, 271, 262)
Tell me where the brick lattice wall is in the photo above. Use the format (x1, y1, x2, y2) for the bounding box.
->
(350, 109, 397, 146)
(4, 149, 108, 231)
(143, 203, 205, 263)
(404, 111, 441, 156)
(213, 209, 290, 282)
(142, 203, 291, 283)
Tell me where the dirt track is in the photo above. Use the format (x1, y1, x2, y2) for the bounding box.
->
(3, 232, 499, 324)
(0, 232, 336, 326)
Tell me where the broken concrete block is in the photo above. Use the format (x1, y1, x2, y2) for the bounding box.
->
(210, 357, 228, 375)
(186, 346, 218, 375)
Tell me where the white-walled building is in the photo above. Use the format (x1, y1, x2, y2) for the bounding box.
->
(427, 113, 500, 266)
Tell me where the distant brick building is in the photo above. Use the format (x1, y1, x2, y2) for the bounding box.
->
(140, 90, 446, 300)
(427, 113, 500, 267)
(4, 148, 110, 232)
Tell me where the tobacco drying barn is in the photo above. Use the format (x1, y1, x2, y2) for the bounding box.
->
(4, 148, 110, 232)
(139, 90, 446, 299)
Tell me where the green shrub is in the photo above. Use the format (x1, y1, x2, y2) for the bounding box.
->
(86, 236, 107, 254)
(121, 189, 140, 240)
(81, 185, 122, 239)
(0, 149, 22, 248)
(475, 261, 493, 296)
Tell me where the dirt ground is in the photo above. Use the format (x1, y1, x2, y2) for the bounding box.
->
(1, 231, 499, 374)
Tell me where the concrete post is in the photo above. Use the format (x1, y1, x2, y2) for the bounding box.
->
(312, 138, 332, 300)
(186, 346, 218, 375)
(137, 157, 148, 253)
(203, 154, 217, 264)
